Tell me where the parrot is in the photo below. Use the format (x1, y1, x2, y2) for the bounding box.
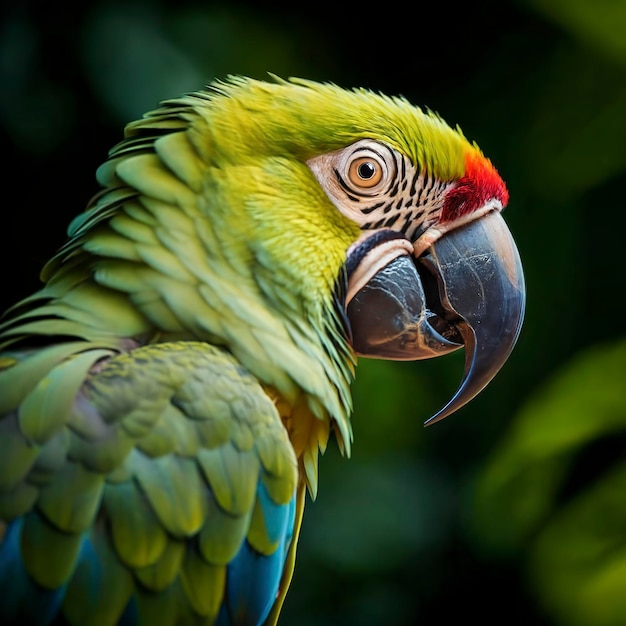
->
(0, 75, 525, 626)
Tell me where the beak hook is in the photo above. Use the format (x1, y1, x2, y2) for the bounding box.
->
(422, 211, 525, 425)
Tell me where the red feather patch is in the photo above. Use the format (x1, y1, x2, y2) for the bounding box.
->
(441, 150, 509, 223)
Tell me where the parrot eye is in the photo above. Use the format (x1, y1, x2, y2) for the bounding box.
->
(307, 139, 405, 222)
(348, 156, 384, 188)
(338, 140, 396, 196)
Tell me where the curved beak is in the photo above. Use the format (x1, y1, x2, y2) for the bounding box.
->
(345, 210, 525, 425)
(421, 211, 525, 425)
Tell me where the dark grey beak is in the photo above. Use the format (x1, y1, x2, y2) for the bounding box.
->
(421, 211, 525, 424)
(345, 211, 525, 425)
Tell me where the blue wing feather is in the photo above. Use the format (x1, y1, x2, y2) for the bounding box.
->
(222, 483, 297, 626)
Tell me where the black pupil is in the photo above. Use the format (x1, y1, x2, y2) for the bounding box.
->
(357, 161, 376, 180)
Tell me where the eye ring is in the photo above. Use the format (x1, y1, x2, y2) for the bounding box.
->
(340, 141, 395, 196)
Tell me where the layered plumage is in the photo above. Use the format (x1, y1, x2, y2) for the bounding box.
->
(0, 76, 524, 625)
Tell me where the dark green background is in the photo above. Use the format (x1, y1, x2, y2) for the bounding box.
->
(2, 1, 626, 624)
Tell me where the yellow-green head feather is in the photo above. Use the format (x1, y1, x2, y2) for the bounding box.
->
(195, 76, 469, 177)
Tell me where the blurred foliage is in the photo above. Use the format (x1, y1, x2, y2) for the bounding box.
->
(473, 340, 626, 625)
(1, 0, 626, 624)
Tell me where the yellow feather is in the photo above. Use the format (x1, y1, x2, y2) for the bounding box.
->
(134, 538, 185, 592)
(180, 549, 226, 618)
(196, 443, 260, 516)
(133, 453, 207, 538)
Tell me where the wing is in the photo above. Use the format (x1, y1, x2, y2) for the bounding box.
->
(0, 341, 301, 626)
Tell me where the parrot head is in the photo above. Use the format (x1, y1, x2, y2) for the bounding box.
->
(307, 127, 524, 425)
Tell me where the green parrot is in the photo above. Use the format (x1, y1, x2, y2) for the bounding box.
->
(0, 76, 525, 626)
